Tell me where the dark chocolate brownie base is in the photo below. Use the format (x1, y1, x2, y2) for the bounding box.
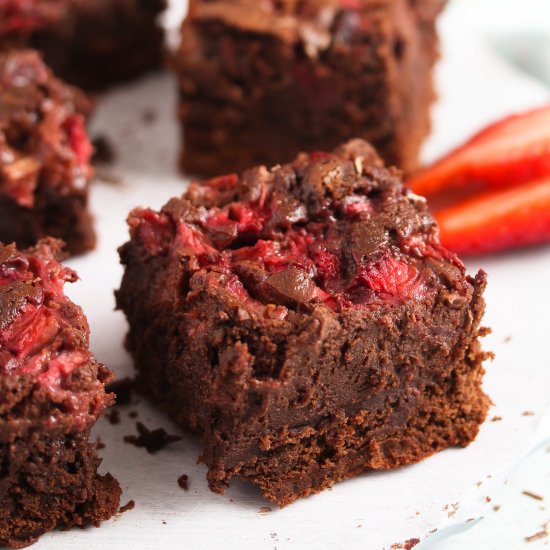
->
(0, 186, 96, 257)
(117, 140, 490, 506)
(177, 0, 446, 177)
(0, 375, 120, 548)
(31, 0, 167, 90)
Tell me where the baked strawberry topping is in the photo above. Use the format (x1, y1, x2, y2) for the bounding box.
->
(0, 240, 105, 428)
(129, 141, 453, 314)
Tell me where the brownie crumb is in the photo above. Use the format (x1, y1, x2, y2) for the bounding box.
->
(493, 505, 501, 512)
(119, 500, 135, 514)
(523, 411, 535, 417)
(177, 474, 189, 491)
(504, 335, 512, 343)
(142, 109, 157, 124)
(162, 521, 167, 525)
(96, 437, 106, 450)
(485, 496, 491, 503)
(105, 408, 121, 425)
(258, 506, 271, 514)
(390, 539, 420, 549)
(92, 135, 117, 165)
(523, 491, 544, 501)
(491, 416, 502, 422)
(526, 520, 550, 542)
(124, 422, 182, 454)
(107, 378, 136, 406)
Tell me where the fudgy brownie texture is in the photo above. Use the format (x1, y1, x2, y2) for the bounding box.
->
(29, 0, 167, 90)
(176, 0, 446, 177)
(0, 239, 120, 548)
(0, 50, 96, 256)
(117, 139, 490, 506)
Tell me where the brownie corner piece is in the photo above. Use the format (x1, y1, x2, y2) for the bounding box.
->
(0, 49, 96, 256)
(176, 0, 446, 177)
(117, 139, 490, 506)
(0, 238, 121, 548)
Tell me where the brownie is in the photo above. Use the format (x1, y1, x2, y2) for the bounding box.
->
(117, 139, 490, 507)
(0, 239, 121, 548)
(29, 0, 167, 90)
(0, 0, 65, 48)
(176, 0, 446, 178)
(0, 50, 96, 256)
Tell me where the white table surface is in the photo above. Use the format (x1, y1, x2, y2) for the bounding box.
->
(29, 2, 550, 549)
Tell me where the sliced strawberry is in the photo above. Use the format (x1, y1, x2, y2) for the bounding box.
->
(436, 176, 550, 256)
(408, 105, 550, 197)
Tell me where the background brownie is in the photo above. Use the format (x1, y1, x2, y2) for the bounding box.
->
(176, 0, 446, 177)
(0, 0, 166, 90)
(0, 50, 95, 255)
(29, 0, 167, 90)
(117, 139, 490, 506)
(0, 0, 65, 48)
(0, 239, 120, 548)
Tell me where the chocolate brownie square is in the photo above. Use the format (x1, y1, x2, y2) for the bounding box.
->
(0, 50, 96, 256)
(117, 139, 490, 506)
(0, 239, 120, 548)
(0, 0, 65, 47)
(0, 0, 166, 90)
(30, 0, 167, 90)
(176, 0, 446, 177)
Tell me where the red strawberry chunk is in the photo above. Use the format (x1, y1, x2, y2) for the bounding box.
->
(408, 104, 550, 197)
(356, 256, 423, 299)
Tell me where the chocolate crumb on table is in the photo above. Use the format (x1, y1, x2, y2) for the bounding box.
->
(93, 135, 117, 165)
(124, 422, 182, 454)
(390, 539, 421, 550)
(258, 507, 272, 514)
(117, 139, 490, 506)
(177, 474, 189, 491)
(119, 500, 136, 514)
(526, 520, 550, 543)
(523, 491, 544, 501)
(106, 408, 122, 425)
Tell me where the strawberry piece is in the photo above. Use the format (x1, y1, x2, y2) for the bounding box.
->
(63, 114, 94, 169)
(408, 105, 550, 197)
(436, 176, 550, 256)
(356, 256, 423, 299)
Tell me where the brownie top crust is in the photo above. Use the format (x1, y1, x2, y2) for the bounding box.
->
(0, 50, 92, 208)
(0, 239, 110, 437)
(128, 139, 474, 319)
(188, 0, 446, 47)
(0, 0, 65, 37)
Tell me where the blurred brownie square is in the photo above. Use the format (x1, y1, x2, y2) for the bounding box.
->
(117, 139, 489, 506)
(0, 50, 96, 255)
(0, 0, 166, 90)
(176, 0, 446, 177)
